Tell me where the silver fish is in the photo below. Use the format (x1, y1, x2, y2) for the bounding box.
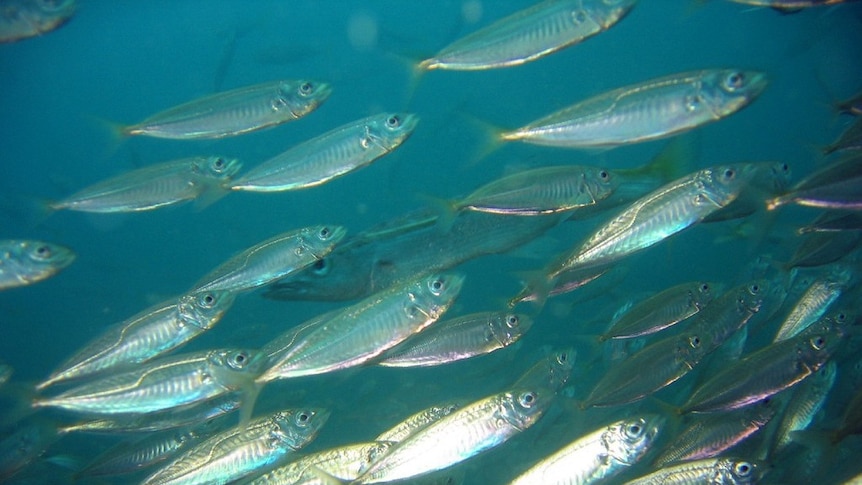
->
(51, 156, 241, 213)
(768, 360, 837, 456)
(33, 348, 264, 415)
(419, 0, 636, 70)
(376, 403, 460, 443)
(0, 239, 75, 290)
(121, 80, 331, 139)
(37, 290, 236, 390)
(443, 165, 618, 216)
(0, 0, 75, 43)
(142, 408, 328, 485)
(767, 152, 862, 211)
(229, 113, 418, 192)
(601, 281, 714, 340)
(248, 441, 394, 484)
(510, 415, 662, 485)
(501, 69, 767, 149)
(259, 272, 464, 383)
(376, 312, 533, 368)
(191, 225, 347, 293)
(356, 389, 550, 483)
(773, 265, 852, 342)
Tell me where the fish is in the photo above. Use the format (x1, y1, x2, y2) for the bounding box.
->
(191, 225, 347, 293)
(354, 388, 550, 483)
(509, 415, 662, 485)
(119, 79, 331, 139)
(33, 348, 264, 415)
(787, 221, 862, 268)
(512, 347, 576, 392)
(36, 289, 236, 390)
(435, 165, 619, 218)
(376, 311, 533, 368)
(50, 156, 242, 213)
(767, 152, 862, 210)
(773, 264, 852, 342)
(601, 280, 715, 340)
(623, 457, 762, 485)
(652, 399, 777, 467)
(517, 164, 758, 303)
(835, 90, 862, 116)
(141, 408, 329, 485)
(500, 69, 767, 149)
(418, 0, 637, 70)
(682, 324, 845, 414)
(768, 360, 837, 456)
(0, 239, 75, 290)
(0, 418, 62, 482)
(258, 272, 464, 383)
(0, 0, 75, 43)
(229, 113, 419, 192)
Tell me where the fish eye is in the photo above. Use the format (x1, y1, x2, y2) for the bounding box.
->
(199, 292, 217, 308)
(689, 336, 701, 348)
(33, 245, 52, 259)
(505, 314, 519, 328)
(428, 277, 445, 294)
(748, 284, 760, 295)
(722, 168, 736, 181)
(734, 461, 753, 477)
(386, 115, 401, 128)
(724, 71, 745, 91)
(810, 336, 826, 351)
(229, 351, 249, 368)
(700, 283, 710, 293)
(318, 227, 331, 239)
(556, 352, 568, 364)
(299, 82, 313, 95)
(212, 157, 225, 169)
(835, 312, 847, 323)
(571, 10, 587, 23)
(518, 391, 537, 408)
(295, 410, 311, 426)
(624, 420, 645, 439)
(599, 170, 610, 180)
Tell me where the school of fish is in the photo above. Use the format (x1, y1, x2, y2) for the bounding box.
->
(2, 0, 862, 484)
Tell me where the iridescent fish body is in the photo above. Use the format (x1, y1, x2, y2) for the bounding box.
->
(122, 80, 331, 139)
(420, 0, 637, 70)
(501, 69, 767, 149)
(51, 156, 242, 212)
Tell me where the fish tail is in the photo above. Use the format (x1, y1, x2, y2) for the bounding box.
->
(193, 186, 232, 211)
(85, 113, 130, 158)
(508, 270, 552, 311)
(237, 381, 264, 430)
(455, 109, 506, 167)
(416, 192, 459, 233)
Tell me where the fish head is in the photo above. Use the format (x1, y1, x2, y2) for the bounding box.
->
(690, 281, 716, 309)
(367, 113, 420, 151)
(588, 0, 638, 28)
(16, 240, 76, 282)
(735, 280, 767, 316)
(208, 348, 268, 386)
(605, 414, 663, 465)
(798, 328, 844, 369)
(178, 289, 237, 330)
(412, 272, 465, 320)
(298, 225, 348, 259)
(194, 156, 242, 181)
(700, 163, 761, 208)
(274, 80, 332, 119)
(700, 69, 768, 118)
(271, 407, 330, 450)
(719, 458, 762, 485)
(501, 389, 550, 431)
(585, 166, 620, 204)
(489, 312, 534, 345)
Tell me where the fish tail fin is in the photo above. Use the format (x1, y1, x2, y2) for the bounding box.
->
(416, 192, 459, 233)
(631, 135, 699, 183)
(85, 113, 130, 159)
(379, 49, 429, 110)
(0, 194, 57, 231)
(455, 109, 506, 167)
(508, 270, 552, 311)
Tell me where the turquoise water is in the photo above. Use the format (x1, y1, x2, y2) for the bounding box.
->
(1, 1, 862, 483)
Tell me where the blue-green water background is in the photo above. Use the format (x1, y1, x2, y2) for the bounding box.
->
(1, 1, 862, 482)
